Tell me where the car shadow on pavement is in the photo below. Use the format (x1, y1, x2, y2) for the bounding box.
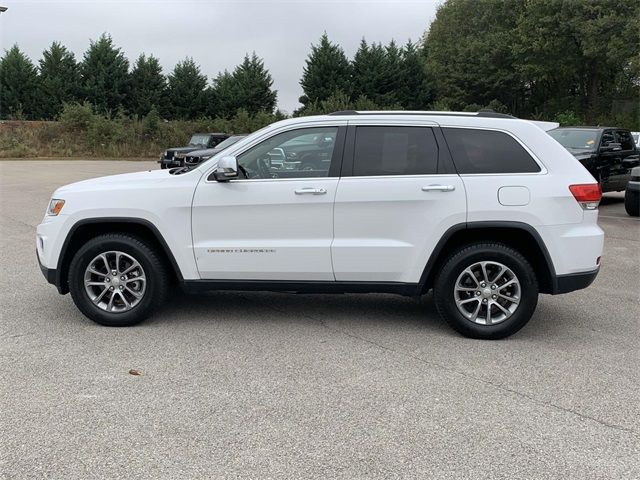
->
(157, 289, 449, 332)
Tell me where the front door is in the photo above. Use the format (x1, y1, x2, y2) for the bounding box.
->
(192, 125, 345, 280)
(332, 124, 466, 283)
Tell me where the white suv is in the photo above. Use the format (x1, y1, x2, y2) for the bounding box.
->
(37, 111, 604, 339)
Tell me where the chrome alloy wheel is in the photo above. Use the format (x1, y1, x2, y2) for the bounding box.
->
(454, 261, 521, 325)
(84, 251, 146, 313)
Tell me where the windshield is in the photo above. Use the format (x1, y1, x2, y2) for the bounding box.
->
(548, 128, 598, 150)
(188, 134, 211, 147)
(214, 135, 245, 150)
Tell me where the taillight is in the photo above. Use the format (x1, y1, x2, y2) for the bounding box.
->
(569, 183, 601, 210)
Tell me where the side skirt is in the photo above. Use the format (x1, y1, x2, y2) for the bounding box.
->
(181, 280, 421, 296)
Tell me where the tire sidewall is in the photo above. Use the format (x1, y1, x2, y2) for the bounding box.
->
(68, 236, 164, 326)
(435, 245, 538, 339)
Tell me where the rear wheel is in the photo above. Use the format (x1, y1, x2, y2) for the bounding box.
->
(434, 243, 538, 339)
(68, 234, 169, 326)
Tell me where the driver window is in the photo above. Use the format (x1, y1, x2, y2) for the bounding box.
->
(236, 127, 338, 179)
(600, 131, 615, 148)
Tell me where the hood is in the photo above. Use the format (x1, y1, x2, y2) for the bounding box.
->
(187, 147, 220, 157)
(55, 169, 173, 194)
(565, 147, 595, 160)
(167, 146, 201, 154)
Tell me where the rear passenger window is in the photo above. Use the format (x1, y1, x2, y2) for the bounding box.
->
(616, 130, 635, 150)
(353, 126, 438, 176)
(442, 128, 540, 174)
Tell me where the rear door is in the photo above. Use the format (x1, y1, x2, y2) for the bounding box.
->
(331, 121, 466, 283)
(613, 130, 640, 189)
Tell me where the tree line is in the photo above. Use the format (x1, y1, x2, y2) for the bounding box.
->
(0, 33, 277, 121)
(1, 0, 638, 128)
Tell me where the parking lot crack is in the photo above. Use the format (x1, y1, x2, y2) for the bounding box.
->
(251, 297, 637, 437)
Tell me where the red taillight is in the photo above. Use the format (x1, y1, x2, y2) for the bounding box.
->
(569, 184, 601, 210)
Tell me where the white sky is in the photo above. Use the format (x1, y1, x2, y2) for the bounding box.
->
(0, 0, 439, 114)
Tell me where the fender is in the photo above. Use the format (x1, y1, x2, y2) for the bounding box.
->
(54, 217, 183, 294)
(417, 221, 558, 294)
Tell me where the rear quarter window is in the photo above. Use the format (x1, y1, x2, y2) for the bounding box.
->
(442, 128, 540, 174)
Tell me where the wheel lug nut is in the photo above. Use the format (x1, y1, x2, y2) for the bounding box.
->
(119, 285, 124, 290)
(105, 277, 110, 282)
(109, 286, 114, 291)
(491, 285, 496, 290)
(475, 291, 481, 296)
(121, 276, 125, 281)
(481, 283, 486, 287)
(112, 270, 117, 276)
(482, 298, 487, 303)
(492, 294, 497, 299)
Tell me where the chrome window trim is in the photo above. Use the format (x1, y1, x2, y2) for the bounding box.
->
(203, 122, 345, 183)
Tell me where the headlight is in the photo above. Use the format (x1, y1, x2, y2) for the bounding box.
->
(47, 199, 65, 216)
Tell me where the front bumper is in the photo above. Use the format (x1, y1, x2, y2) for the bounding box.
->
(159, 157, 184, 168)
(37, 248, 57, 287)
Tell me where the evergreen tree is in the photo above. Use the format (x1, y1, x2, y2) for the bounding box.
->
(0, 45, 40, 119)
(128, 54, 166, 117)
(299, 33, 351, 106)
(80, 34, 130, 114)
(351, 39, 397, 106)
(38, 42, 80, 119)
(232, 53, 277, 115)
(397, 41, 431, 109)
(212, 53, 277, 118)
(165, 57, 207, 119)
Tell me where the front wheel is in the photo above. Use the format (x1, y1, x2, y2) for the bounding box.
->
(433, 243, 538, 339)
(68, 234, 169, 326)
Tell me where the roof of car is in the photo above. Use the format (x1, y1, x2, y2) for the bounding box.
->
(328, 110, 516, 119)
(554, 126, 621, 131)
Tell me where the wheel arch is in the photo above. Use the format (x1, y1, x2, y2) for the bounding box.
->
(55, 218, 183, 294)
(419, 221, 557, 294)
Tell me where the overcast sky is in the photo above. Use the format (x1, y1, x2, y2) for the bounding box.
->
(0, 0, 439, 114)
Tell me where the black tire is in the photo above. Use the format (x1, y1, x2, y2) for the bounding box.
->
(433, 242, 538, 340)
(160, 162, 167, 169)
(624, 188, 639, 216)
(68, 233, 169, 326)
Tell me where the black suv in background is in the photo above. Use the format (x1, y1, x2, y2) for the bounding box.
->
(184, 135, 247, 166)
(159, 133, 229, 169)
(549, 127, 640, 192)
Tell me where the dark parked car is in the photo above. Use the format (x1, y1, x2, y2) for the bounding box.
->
(159, 133, 229, 169)
(549, 127, 640, 192)
(184, 135, 247, 166)
(625, 166, 640, 216)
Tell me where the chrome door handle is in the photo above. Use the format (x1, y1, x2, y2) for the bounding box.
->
(295, 187, 327, 195)
(422, 184, 455, 192)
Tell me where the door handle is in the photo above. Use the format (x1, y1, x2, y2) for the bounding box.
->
(294, 187, 327, 195)
(421, 184, 455, 192)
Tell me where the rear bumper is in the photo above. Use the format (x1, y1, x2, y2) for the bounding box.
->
(552, 268, 599, 294)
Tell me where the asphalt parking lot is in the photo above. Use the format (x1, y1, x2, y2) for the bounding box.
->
(1, 160, 639, 479)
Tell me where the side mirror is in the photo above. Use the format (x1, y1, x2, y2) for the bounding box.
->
(213, 155, 239, 182)
(601, 142, 622, 152)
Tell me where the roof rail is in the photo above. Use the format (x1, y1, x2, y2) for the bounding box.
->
(327, 110, 516, 119)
